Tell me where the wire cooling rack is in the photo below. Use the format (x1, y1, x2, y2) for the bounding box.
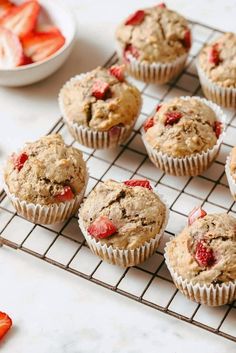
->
(1, 20, 236, 343)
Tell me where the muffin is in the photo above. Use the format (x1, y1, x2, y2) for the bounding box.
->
(59, 66, 142, 149)
(141, 96, 225, 176)
(115, 3, 191, 83)
(197, 32, 236, 108)
(225, 147, 236, 200)
(79, 179, 169, 267)
(165, 208, 236, 306)
(3, 134, 88, 224)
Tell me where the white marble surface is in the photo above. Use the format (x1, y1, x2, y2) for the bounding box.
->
(1, 0, 236, 352)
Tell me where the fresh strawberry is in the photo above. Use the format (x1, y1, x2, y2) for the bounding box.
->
(125, 10, 145, 26)
(0, 0, 40, 38)
(188, 206, 207, 226)
(92, 79, 110, 100)
(21, 54, 33, 65)
(195, 240, 215, 267)
(109, 65, 124, 81)
(0, 312, 12, 341)
(36, 24, 61, 35)
(209, 43, 220, 65)
(22, 30, 65, 62)
(156, 104, 162, 112)
(0, 27, 24, 68)
(13, 152, 28, 171)
(124, 179, 152, 190)
(156, 3, 166, 8)
(214, 121, 222, 139)
(55, 186, 74, 202)
(183, 29, 191, 49)
(124, 44, 139, 62)
(143, 117, 154, 132)
(88, 216, 117, 239)
(165, 111, 182, 126)
(0, 0, 14, 19)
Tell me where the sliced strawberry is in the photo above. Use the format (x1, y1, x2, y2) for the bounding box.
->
(21, 54, 33, 66)
(156, 3, 166, 8)
(55, 186, 74, 202)
(12, 152, 28, 171)
(22, 31, 65, 62)
(0, 312, 12, 341)
(214, 121, 222, 139)
(0, 27, 24, 68)
(88, 216, 117, 239)
(0, 0, 14, 19)
(143, 117, 154, 132)
(183, 29, 191, 49)
(195, 240, 215, 267)
(36, 24, 61, 35)
(124, 179, 152, 190)
(109, 65, 124, 81)
(156, 104, 162, 112)
(125, 10, 145, 26)
(124, 44, 139, 62)
(188, 206, 207, 226)
(209, 43, 220, 65)
(92, 79, 110, 100)
(164, 111, 182, 126)
(0, 0, 40, 38)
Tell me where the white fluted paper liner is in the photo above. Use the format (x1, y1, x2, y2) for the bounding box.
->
(196, 61, 236, 108)
(58, 73, 140, 149)
(3, 171, 88, 225)
(141, 96, 226, 176)
(78, 192, 169, 268)
(225, 154, 236, 200)
(164, 242, 236, 306)
(116, 43, 188, 84)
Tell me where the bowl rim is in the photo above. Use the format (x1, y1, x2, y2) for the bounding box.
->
(0, 0, 77, 73)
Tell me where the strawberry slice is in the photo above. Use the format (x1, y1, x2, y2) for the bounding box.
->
(143, 117, 154, 132)
(124, 179, 152, 190)
(124, 44, 139, 62)
(156, 3, 166, 8)
(188, 207, 207, 226)
(92, 79, 110, 100)
(214, 121, 222, 139)
(88, 216, 117, 239)
(164, 111, 182, 126)
(0, 0, 40, 38)
(55, 186, 74, 202)
(209, 43, 220, 65)
(12, 152, 28, 171)
(0, 0, 14, 19)
(36, 24, 61, 35)
(125, 10, 145, 26)
(109, 65, 124, 81)
(195, 240, 215, 267)
(22, 31, 65, 62)
(0, 27, 24, 68)
(0, 312, 12, 341)
(183, 29, 191, 49)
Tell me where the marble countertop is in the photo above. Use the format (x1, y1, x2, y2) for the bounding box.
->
(1, 0, 236, 352)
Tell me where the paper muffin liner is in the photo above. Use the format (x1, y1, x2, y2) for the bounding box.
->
(164, 242, 236, 306)
(141, 96, 226, 176)
(116, 43, 188, 84)
(78, 192, 169, 268)
(3, 171, 89, 225)
(196, 62, 236, 108)
(225, 154, 236, 200)
(58, 73, 140, 149)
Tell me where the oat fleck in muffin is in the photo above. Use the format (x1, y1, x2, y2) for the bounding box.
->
(79, 179, 168, 266)
(59, 66, 141, 149)
(4, 134, 88, 224)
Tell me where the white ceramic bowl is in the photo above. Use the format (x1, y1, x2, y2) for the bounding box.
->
(0, 0, 76, 86)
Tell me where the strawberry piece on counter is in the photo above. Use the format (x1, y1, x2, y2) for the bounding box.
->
(188, 206, 207, 226)
(92, 79, 110, 100)
(21, 30, 65, 62)
(13, 152, 28, 171)
(209, 43, 220, 65)
(183, 29, 191, 49)
(55, 186, 74, 202)
(164, 111, 182, 126)
(109, 65, 124, 81)
(214, 121, 222, 139)
(124, 179, 153, 190)
(195, 240, 215, 267)
(0, 27, 24, 68)
(88, 216, 117, 239)
(125, 10, 145, 26)
(0, 0, 14, 19)
(0, 312, 12, 341)
(0, 0, 40, 38)
(143, 117, 154, 132)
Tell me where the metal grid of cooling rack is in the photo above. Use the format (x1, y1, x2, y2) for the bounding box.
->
(1, 20, 236, 343)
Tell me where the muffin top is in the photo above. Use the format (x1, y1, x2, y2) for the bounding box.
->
(143, 97, 221, 158)
(198, 32, 236, 88)
(79, 179, 167, 250)
(166, 211, 236, 285)
(116, 3, 191, 64)
(4, 134, 87, 205)
(230, 146, 236, 181)
(59, 66, 141, 132)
